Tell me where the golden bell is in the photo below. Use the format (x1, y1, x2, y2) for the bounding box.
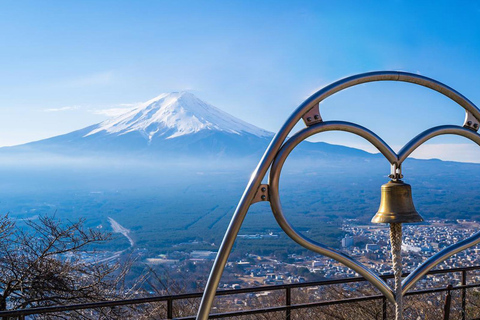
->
(371, 180, 423, 224)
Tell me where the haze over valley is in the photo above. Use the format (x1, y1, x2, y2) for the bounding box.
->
(1, 92, 480, 256)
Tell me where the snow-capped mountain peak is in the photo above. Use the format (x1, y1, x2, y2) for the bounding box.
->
(85, 92, 272, 140)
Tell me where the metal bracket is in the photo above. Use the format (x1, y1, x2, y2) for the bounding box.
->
(302, 103, 322, 126)
(463, 111, 480, 132)
(252, 184, 269, 204)
(389, 163, 403, 180)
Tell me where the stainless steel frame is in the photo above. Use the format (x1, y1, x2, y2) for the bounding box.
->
(196, 71, 480, 319)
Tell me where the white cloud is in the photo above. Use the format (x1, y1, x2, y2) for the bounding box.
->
(91, 107, 136, 117)
(42, 101, 141, 118)
(311, 137, 480, 164)
(44, 105, 80, 112)
(407, 144, 480, 163)
(347, 142, 480, 164)
(89, 102, 141, 117)
(118, 103, 142, 107)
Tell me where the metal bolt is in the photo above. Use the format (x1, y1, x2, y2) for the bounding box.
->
(474, 123, 479, 129)
(314, 115, 320, 120)
(467, 121, 472, 126)
(261, 195, 266, 200)
(306, 117, 312, 122)
(261, 187, 266, 192)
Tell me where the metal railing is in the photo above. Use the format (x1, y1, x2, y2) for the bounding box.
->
(1, 265, 480, 319)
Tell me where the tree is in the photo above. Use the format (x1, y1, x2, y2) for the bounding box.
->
(0, 214, 139, 319)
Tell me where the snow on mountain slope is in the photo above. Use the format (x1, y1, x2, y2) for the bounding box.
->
(86, 92, 272, 141)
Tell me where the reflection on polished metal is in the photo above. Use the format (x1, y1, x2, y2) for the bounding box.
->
(372, 180, 423, 224)
(196, 71, 480, 320)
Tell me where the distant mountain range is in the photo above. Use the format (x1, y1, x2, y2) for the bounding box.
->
(3, 91, 480, 182)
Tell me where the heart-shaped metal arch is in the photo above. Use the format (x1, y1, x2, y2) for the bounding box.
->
(269, 121, 397, 302)
(398, 126, 480, 294)
(196, 71, 480, 320)
(268, 121, 480, 300)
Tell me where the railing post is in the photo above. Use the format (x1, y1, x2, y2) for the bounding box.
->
(380, 275, 387, 320)
(382, 296, 387, 320)
(167, 298, 173, 319)
(462, 269, 467, 320)
(443, 284, 453, 320)
(285, 287, 291, 320)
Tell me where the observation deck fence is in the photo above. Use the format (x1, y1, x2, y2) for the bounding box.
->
(1, 265, 480, 319)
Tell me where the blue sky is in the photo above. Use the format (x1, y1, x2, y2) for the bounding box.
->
(1, 1, 480, 162)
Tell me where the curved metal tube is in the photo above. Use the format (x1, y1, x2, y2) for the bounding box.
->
(196, 71, 480, 319)
(268, 122, 397, 302)
(292, 72, 480, 133)
(403, 231, 480, 293)
(398, 125, 480, 164)
(395, 126, 480, 293)
(282, 121, 398, 164)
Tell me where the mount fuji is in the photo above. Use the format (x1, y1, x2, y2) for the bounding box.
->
(86, 92, 272, 140)
(9, 92, 278, 159)
(7, 92, 371, 162)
